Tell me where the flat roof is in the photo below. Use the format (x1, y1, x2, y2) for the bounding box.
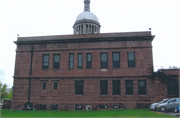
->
(14, 31, 155, 44)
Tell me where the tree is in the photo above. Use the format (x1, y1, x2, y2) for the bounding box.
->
(169, 65, 180, 69)
(0, 82, 12, 100)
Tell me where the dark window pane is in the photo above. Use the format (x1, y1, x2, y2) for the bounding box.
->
(40, 105, 46, 110)
(113, 52, 120, 68)
(113, 80, 120, 95)
(51, 104, 58, 110)
(167, 79, 178, 95)
(69, 54, 74, 69)
(42, 54, 49, 69)
(86, 53, 92, 68)
(126, 80, 133, 95)
(101, 53, 108, 68)
(78, 53, 83, 68)
(138, 80, 146, 95)
(53, 54, 60, 69)
(75, 80, 84, 95)
(100, 80, 108, 95)
(128, 51, 135, 67)
(54, 82, 57, 89)
(43, 82, 46, 89)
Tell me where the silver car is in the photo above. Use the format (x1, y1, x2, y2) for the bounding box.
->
(156, 98, 180, 112)
(149, 99, 169, 110)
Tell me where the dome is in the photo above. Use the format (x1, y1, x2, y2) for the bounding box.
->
(75, 11, 99, 23)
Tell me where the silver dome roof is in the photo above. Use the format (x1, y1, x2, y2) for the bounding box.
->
(75, 11, 99, 23)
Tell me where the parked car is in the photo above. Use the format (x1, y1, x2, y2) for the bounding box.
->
(155, 98, 180, 112)
(149, 99, 169, 110)
(174, 105, 180, 113)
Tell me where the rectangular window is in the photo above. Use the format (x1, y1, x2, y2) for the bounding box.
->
(43, 82, 46, 89)
(112, 52, 120, 68)
(101, 52, 108, 68)
(53, 54, 60, 69)
(77, 53, 83, 68)
(75, 104, 83, 110)
(167, 79, 178, 95)
(125, 80, 133, 95)
(51, 104, 58, 110)
(40, 104, 46, 110)
(54, 82, 57, 89)
(42, 54, 49, 69)
(112, 80, 120, 95)
(69, 53, 74, 69)
(99, 104, 108, 109)
(86, 53, 92, 68)
(138, 80, 146, 95)
(127, 51, 135, 67)
(100, 80, 108, 95)
(75, 80, 84, 95)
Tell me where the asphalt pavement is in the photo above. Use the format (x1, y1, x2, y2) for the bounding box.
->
(158, 111, 180, 117)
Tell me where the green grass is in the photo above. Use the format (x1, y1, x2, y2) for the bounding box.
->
(1, 109, 175, 117)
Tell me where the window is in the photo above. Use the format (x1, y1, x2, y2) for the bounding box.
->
(112, 80, 120, 95)
(75, 80, 84, 95)
(100, 80, 108, 95)
(69, 53, 74, 69)
(77, 53, 83, 68)
(86, 53, 92, 68)
(75, 105, 83, 110)
(54, 82, 57, 89)
(53, 54, 60, 69)
(112, 52, 120, 68)
(127, 51, 135, 67)
(42, 82, 46, 89)
(40, 104, 46, 110)
(125, 80, 133, 95)
(168, 99, 176, 103)
(51, 104, 58, 110)
(42, 54, 49, 69)
(99, 104, 108, 109)
(138, 80, 146, 95)
(167, 79, 178, 95)
(101, 52, 108, 68)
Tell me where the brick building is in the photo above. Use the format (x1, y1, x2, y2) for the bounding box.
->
(11, 0, 179, 110)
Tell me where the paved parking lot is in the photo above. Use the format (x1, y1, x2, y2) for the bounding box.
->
(158, 111, 180, 117)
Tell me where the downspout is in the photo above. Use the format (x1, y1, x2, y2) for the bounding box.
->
(28, 47, 34, 103)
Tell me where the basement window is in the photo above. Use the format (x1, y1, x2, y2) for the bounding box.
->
(75, 105, 82, 110)
(40, 104, 46, 110)
(99, 104, 108, 109)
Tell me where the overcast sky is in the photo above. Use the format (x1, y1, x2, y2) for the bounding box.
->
(0, 0, 179, 88)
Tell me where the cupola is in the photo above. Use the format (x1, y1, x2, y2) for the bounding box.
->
(73, 0, 101, 34)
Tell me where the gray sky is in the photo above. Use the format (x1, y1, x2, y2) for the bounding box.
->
(0, 0, 179, 88)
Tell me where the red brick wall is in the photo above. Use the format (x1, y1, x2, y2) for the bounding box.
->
(12, 35, 178, 110)
(12, 77, 156, 110)
(14, 40, 153, 78)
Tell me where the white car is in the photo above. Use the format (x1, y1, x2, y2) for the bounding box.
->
(149, 99, 169, 110)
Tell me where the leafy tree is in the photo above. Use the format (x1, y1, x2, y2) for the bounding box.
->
(169, 65, 180, 69)
(0, 82, 12, 100)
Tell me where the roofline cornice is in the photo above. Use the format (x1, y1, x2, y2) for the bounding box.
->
(14, 35, 155, 45)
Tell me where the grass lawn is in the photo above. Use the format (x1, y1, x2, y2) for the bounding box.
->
(1, 109, 175, 117)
